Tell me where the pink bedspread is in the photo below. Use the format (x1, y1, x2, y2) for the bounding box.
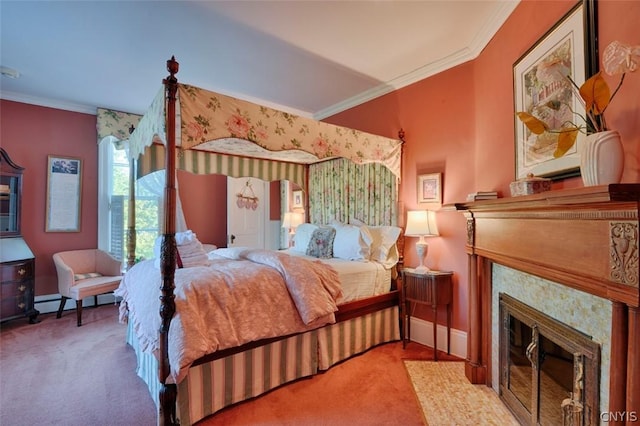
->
(116, 249, 342, 384)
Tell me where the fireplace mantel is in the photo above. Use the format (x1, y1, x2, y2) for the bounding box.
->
(451, 184, 639, 419)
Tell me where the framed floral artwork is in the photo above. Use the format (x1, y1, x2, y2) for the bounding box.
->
(292, 190, 303, 208)
(417, 173, 442, 204)
(513, 0, 598, 180)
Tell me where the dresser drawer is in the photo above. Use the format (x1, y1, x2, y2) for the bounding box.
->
(1, 280, 30, 297)
(0, 288, 28, 317)
(0, 259, 34, 282)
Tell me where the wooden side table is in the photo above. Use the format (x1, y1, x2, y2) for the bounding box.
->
(401, 268, 453, 360)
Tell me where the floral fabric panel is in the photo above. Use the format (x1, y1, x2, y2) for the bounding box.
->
(96, 108, 142, 142)
(309, 158, 398, 227)
(129, 84, 401, 177)
(306, 226, 336, 259)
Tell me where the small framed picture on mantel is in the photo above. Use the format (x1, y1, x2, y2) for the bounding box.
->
(417, 173, 442, 204)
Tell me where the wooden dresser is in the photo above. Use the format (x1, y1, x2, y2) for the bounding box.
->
(0, 148, 38, 323)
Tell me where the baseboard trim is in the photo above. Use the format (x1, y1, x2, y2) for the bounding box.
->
(35, 293, 118, 315)
(408, 316, 467, 359)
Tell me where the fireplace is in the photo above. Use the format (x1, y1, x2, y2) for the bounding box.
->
(499, 293, 600, 425)
(492, 264, 613, 423)
(452, 184, 640, 420)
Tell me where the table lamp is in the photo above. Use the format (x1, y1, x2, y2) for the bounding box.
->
(404, 210, 439, 273)
(282, 212, 304, 246)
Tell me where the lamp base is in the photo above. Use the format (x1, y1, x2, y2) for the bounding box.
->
(415, 241, 430, 273)
(413, 265, 431, 274)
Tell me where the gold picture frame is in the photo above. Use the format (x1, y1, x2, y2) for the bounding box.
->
(417, 173, 442, 204)
(513, 0, 599, 180)
(46, 155, 82, 232)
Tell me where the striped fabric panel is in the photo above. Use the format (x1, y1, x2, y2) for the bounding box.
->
(124, 322, 161, 409)
(316, 306, 400, 370)
(137, 144, 307, 189)
(126, 308, 398, 424)
(177, 330, 318, 425)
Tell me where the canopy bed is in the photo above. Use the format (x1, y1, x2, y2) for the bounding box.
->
(120, 57, 405, 425)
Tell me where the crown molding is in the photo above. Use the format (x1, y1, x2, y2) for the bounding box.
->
(0, 90, 97, 115)
(314, 1, 519, 120)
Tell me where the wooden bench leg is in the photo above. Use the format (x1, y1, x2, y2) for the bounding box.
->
(76, 300, 83, 327)
(56, 296, 69, 319)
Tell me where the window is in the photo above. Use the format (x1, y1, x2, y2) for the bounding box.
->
(98, 137, 160, 263)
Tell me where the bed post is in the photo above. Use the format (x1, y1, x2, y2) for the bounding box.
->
(159, 56, 179, 426)
(126, 125, 137, 270)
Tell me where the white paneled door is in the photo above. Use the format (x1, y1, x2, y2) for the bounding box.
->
(227, 177, 267, 248)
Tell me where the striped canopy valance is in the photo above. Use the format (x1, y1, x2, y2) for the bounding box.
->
(139, 144, 307, 189)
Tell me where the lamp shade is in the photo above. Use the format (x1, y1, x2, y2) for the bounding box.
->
(404, 210, 439, 237)
(282, 212, 304, 229)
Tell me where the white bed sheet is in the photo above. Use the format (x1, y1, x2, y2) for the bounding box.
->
(280, 249, 391, 304)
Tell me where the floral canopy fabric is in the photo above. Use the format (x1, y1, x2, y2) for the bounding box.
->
(129, 84, 402, 178)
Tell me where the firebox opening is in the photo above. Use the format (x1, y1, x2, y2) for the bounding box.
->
(499, 293, 601, 425)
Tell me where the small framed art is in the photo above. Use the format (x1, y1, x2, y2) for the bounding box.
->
(292, 190, 303, 208)
(417, 173, 442, 204)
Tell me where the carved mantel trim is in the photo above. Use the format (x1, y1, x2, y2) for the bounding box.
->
(450, 184, 640, 416)
(610, 221, 639, 288)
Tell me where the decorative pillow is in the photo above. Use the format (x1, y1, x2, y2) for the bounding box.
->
(74, 272, 103, 281)
(331, 221, 373, 261)
(306, 226, 336, 258)
(292, 223, 318, 253)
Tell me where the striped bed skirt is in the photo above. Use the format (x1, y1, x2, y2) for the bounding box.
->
(127, 305, 399, 424)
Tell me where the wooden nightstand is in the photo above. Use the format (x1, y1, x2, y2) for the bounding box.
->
(401, 268, 453, 360)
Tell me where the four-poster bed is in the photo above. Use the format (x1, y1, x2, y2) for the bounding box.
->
(120, 57, 405, 425)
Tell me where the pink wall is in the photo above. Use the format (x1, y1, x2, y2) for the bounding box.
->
(326, 0, 640, 332)
(177, 171, 228, 248)
(1, 100, 98, 296)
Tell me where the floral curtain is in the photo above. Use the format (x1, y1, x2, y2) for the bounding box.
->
(308, 158, 398, 226)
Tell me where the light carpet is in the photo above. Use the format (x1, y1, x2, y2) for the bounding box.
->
(404, 361, 520, 426)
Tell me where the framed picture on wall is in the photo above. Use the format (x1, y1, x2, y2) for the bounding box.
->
(292, 189, 303, 209)
(417, 173, 442, 204)
(513, 0, 598, 180)
(46, 155, 82, 232)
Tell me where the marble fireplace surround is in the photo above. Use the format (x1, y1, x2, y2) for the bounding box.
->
(452, 184, 640, 418)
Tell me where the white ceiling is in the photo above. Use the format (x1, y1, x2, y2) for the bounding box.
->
(0, 1, 518, 119)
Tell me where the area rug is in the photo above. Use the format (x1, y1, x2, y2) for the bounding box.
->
(404, 361, 519, 425)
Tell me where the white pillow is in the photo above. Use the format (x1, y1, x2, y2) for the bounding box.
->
(292, 223, 318, 253)
(367, 225, 402, 266)
(332, 221, 373, 261)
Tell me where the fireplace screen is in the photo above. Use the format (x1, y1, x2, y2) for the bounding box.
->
(499, 294, 600, 425)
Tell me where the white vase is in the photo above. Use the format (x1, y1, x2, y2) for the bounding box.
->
(580, 130, 624, 186)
